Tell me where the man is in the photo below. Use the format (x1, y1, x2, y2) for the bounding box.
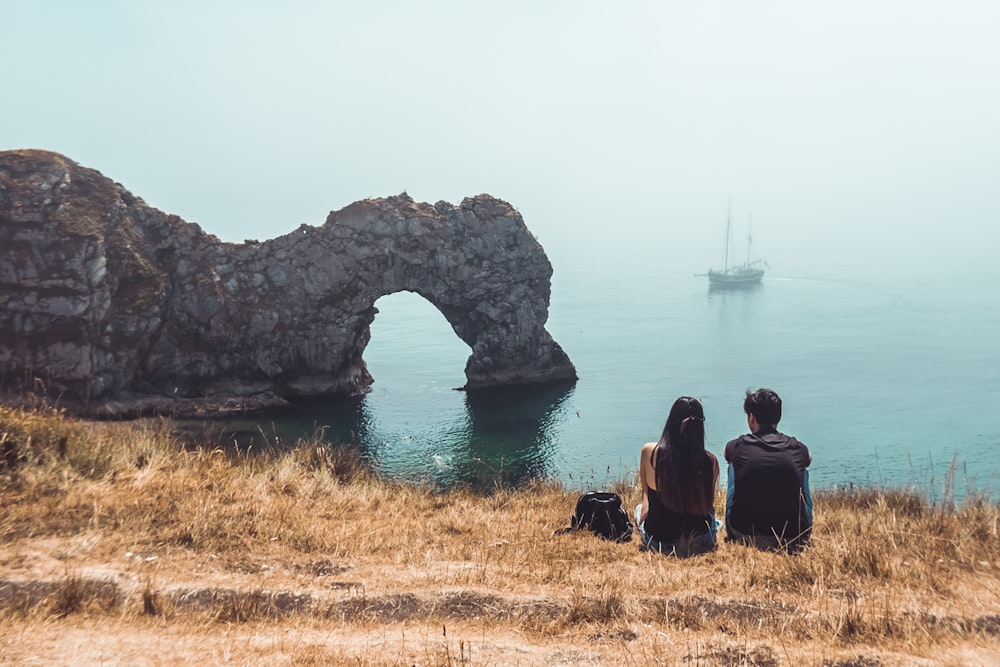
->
(724, 388, 812, 551)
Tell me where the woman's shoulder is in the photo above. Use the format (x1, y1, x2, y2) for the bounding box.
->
(639, 441, 658, 467)
(704, 450, 720, 480)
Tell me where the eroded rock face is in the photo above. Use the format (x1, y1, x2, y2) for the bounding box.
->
(0, 150, 576, 416)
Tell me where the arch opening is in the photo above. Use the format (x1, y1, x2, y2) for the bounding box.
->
(365, 291, 472, 392)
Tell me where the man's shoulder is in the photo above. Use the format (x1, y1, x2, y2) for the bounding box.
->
(783, 433, 812, 463)
(766, 430, 812, 467)
(724, 434, 750, 460)
(779, 431, 809, 451)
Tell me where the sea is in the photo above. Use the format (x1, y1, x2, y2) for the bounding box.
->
(191, 264, 1000, 500)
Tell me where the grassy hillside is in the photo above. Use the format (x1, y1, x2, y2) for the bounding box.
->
(1, 404, 998, 665)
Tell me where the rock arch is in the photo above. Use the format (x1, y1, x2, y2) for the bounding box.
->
(0, 150, 576, 416)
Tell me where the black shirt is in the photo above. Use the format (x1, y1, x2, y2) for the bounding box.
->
(724, 426, 812, 546)
(644, 450, 718, 542)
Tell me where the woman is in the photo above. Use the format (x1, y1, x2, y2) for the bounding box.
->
(636, 396, 720, 555)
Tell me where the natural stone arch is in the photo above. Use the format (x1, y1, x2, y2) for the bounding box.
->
(0, 150, 577, 416)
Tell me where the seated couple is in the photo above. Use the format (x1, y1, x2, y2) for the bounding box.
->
(636, 389, 813, 556)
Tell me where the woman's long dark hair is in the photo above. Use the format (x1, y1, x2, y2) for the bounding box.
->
(654, 396, 714, 515)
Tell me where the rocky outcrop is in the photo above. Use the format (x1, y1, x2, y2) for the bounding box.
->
(0, 150, 576, 417)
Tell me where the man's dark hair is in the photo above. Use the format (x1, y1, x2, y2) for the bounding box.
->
(744, 388, 782, 426)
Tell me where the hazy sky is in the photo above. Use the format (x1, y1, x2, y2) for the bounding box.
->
(4, 1, 999, 282)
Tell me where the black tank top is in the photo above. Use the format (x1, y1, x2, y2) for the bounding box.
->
(644, 488, 713, 541)
(644, 448, 716, 542)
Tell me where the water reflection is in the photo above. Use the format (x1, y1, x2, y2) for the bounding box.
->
(173, 395, 369, 454)
(707, 280, 763, 296)
(169, 381, 576, 492)
(450, 382, 576, 488)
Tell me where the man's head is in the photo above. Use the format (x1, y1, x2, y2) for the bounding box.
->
(744, 388, 782, 429)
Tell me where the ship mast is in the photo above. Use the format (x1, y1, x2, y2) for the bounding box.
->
(724, 200, 732, 272)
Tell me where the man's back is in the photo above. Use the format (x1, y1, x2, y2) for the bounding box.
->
(725, 426, 812, 548)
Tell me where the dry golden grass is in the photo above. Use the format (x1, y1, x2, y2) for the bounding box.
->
(1, 403, 999, 666)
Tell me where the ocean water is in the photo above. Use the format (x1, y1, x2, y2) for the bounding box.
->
(199, 265, 1000, 499)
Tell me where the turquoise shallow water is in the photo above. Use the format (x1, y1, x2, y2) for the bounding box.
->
(197, 266, 1000, 498)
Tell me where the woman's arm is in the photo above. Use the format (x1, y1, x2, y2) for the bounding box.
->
(638, 441, 656, 523)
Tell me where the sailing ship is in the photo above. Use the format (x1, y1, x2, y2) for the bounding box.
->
(705, 205, 765, 286)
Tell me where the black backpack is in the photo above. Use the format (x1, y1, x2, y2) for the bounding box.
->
(564, 491, 633, 542)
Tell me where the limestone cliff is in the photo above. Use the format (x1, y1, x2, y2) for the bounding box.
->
(0, 150, 576, 416)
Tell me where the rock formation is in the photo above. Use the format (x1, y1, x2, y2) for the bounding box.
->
(0, 150, 576, 417)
